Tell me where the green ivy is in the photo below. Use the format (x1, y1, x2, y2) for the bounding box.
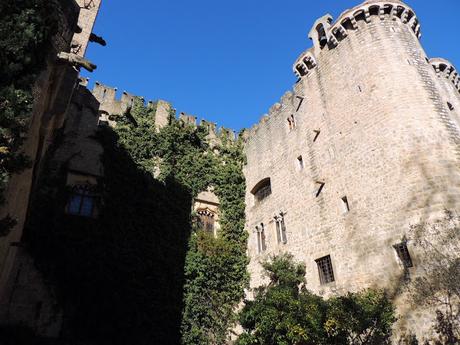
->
(116, 99, 249, 344)
(26, 98, 248, 345)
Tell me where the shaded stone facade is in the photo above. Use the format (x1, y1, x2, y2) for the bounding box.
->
(0, 0, 102, 337)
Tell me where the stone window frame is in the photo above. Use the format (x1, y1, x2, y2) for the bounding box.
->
(197, 208, 216, 235)
(274, 213, 287, 244)
(287, 114, 297, 131)
(251, 178, 272, 205)
(256, 223, 267, 254)
(315, 255, 335, 285)
(393, 240, 413, 269)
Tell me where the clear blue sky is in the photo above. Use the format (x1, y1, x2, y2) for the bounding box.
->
(82, 0, 460, 131)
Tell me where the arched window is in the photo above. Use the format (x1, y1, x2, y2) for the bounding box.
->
(251, 178, 272, 204)
(197, 208, 215, 234)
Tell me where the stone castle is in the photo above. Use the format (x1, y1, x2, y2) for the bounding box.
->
(0, 0, 459, 342)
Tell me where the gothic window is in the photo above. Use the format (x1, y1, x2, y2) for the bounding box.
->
(394, 241, 413, 269)
(275, 214, 287, 244)
(251, 178, 272, 204)
(316, 255, 335, 284)
(67, 184, 98, 217)
(197, 208, 215, 234)
(256, 223, 266, 254)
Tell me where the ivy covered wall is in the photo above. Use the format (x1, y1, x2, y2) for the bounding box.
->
(25, 97, 248, 344)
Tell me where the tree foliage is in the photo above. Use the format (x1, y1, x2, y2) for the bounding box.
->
(407, 211, 460, 344)
(237, 254, 396, 345)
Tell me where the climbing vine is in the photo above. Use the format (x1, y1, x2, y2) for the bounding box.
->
(26, 98, 248, 344)
(0, 0, 58, 232)
(116, 99, 249, 344)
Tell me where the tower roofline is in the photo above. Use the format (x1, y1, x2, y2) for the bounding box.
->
(294, 0, 420, 78)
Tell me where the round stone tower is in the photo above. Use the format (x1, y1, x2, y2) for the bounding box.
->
(244, 0, 460, 340)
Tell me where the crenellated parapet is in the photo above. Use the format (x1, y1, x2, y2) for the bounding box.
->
(179, 112, 197, 126)
(293, 49, 317, 78)
(246, 90, 297, 140)
(89, 82, 239, 145)
(430, 58, 460, 94)
(294, 0, 421, 78)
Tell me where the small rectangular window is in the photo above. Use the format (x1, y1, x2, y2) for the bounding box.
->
(341, 196, 350, 213)
(394, 242, 413, 269)
(256, 224, 266, 254)
(297, 156, 304, 170)
(316, 255, 335, 284)
(275, 214, 287, 244)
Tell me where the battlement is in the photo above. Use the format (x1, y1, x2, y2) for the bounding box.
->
(91, 82, 238, 144)
(430, 58, 460, 94)
(294, 0, 420, 78)
(246, 90, 297, 140)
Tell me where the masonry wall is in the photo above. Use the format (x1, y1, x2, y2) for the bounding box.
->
(0, 0, 102, 337)
(243, 0, 460, 339)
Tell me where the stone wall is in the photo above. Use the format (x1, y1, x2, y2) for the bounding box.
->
(243, 0, 460, 340)
(0, 0, 102, 337)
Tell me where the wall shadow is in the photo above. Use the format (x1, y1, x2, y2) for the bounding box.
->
(20, 126, 192, 345)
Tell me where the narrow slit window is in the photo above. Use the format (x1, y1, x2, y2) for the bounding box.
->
(394, 242, 413, 269)
(275, 214, 287, 244)
(256, 224, 266, 254)
(341, 196, 350, 213)
(287, 114, 296, 131)
(448, 102, 454, 111)
(297, 156, 304, 170)
(358, 85, 362, 92)
(316, 255, 335, 284)
(296, 96, 304, 112)
(313, 130, 321, 142)
(315, 181, 325, 197)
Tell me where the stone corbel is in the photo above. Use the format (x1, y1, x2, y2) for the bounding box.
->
(57, 52, 97, 72)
